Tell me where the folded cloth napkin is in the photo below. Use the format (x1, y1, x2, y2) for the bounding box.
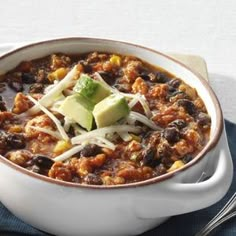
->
(0, 120, 235, 236)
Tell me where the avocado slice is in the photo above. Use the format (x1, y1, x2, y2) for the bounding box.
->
(93, 94, 130, 128)
(59, 94, 94, 131)
(73, 74, 111, 104)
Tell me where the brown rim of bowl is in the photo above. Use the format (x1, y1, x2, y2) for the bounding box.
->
(0, 37, 223, 189)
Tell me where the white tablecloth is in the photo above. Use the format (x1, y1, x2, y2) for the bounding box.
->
(0, 0, 235, 122)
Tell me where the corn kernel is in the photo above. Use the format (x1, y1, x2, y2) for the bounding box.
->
(48, 67, 68, 82)
(167, 160, 185, 172)
(102, 176, 113, 185)
(130, 153, 139, 161)
(130, 134, 141, 143)
(109, 55, 121, 66)
(53, 140, 72, 155)
(8, 125, 23, 133)
(128, 140, 142, 152)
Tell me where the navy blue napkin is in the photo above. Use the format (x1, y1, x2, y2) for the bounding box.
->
(0, 120, 235, 236)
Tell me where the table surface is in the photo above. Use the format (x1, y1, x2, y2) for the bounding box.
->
(0, 0, 235, 123)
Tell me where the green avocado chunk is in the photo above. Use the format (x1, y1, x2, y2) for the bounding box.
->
(59, 94, 94, 131)
(73, 74, 111, 104)
(93, 94, 130, 128)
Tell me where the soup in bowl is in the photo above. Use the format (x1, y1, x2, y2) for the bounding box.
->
(0, 38, 232, 236)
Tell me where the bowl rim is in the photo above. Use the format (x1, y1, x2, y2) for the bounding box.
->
(0, 37, 223, 189)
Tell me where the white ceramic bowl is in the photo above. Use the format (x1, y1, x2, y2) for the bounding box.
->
(0, 38, 233, 236)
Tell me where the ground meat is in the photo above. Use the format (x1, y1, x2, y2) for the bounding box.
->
(132, 77, 148, 95)
(25, 114, 56, 139)
(149, 84, 169, 99)
(50, 54, 71, 71)
(116, 167, 142, 181)
(123, 60, 142, 82)
(0, 112, 14, 125)
(84, 173, 103, 185)
(12, 93, 33, 114)
(174, 139, 194, 156)
(6, 150, 32, 166)
(48, 162, 72, 182)
(89, 154, 106, 168)
(29, 83, 45, 93)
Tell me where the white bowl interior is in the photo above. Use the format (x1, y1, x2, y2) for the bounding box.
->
(0, 38, 218, 139)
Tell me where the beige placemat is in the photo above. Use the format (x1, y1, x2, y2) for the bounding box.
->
(168, 53, 208, 81)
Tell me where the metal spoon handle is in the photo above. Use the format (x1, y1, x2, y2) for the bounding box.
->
(195, 211, 236, 236)
(195, 192, 236, 236)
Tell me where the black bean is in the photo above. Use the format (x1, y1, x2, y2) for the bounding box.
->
(115, 69, 124, 77)
(177, 99, 197, 115)
(155, 164, 167, 176)
(0, 101, 7, 111)
(8, 80, 23, 92)
(21, 73, 35, 84)
(31, 165, 41, 174)
(163, 127, 180, 144)
(72, 176, 80, 183)
(161, 156, 173, 168)
(168, 86, 177, 93)
(168, 78, 181, 88)
(142, 147, 160, 168)
(156, 142, 172, 159)
(168, 119, 187, 129)
(32, 155, 55, 169)
(80, 144, 101, 157)
(6, 133, 26, 149)
(182, 154, 193, 164)
(114, 83, 131, 92)
(168, 90, 185, 98)
(25, 158, 34, 167)
(35, 71, 50, 84)
(0, 131, 7, 149)
(155, 72, 170, 83)
(84, 173, 103, 185)
(196, 112, 211, 127)
(139, 72, 150, 81)
(29, 83, 45, 93)
(98, 71, 114, 85)
(0, 84, 6, 93)
(79, 60, 93, 73)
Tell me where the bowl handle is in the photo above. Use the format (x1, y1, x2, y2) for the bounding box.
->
(134, 130, 233, 219)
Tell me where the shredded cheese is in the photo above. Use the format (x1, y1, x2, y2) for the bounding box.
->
(95, 137, 116, 150)
(28, 66, 78, 114)
(128, 96, 139, 109)
(53, 136, 115, 162)
(88, 140, 114, 150)
(71, 125, 141, 144)
(63, 117, 74, 132)
(129, 111, 162, 131)
(64, 89, 76, 96)
(44, 80, 59, 94)
(28, 126, 61, 140)
(71, 124, 87, 135)
(137, 94, 152, 118)
(28, 96, 69, 140)
(94, 72, 117, 93)
(54, 144, 85, 162)
(118, 132, 133, 142)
